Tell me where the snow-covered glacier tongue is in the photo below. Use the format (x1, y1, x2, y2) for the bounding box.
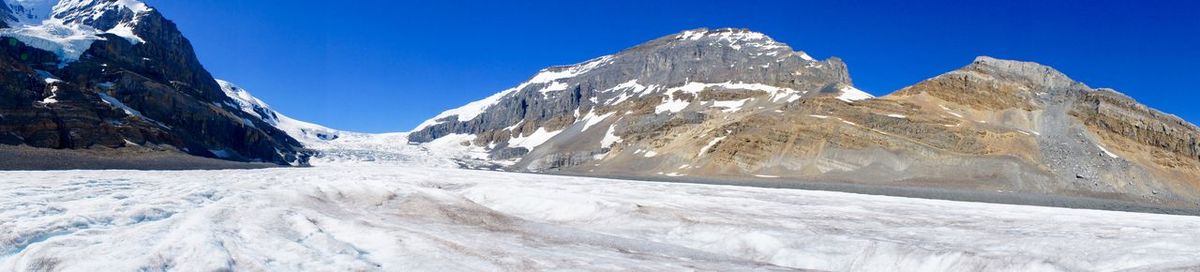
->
(1, 166, 1198, 271)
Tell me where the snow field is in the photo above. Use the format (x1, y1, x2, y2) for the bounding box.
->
(1, 166, 1198, 271)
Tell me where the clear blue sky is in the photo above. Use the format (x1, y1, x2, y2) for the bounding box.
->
(146, 0, 1199, 133)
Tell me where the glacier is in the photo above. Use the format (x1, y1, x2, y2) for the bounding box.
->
(1, 0, 153, 63)
(2, 166, 1199, 271)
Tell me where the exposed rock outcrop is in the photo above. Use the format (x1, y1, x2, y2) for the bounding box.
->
(0, 0, 310, 167)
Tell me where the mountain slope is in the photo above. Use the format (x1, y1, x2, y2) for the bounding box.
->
(0, 0, 310, 167)
(409, 28, 1200, 208)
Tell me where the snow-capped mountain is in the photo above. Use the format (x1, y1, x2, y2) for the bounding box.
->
(0, 0, 310, 166)
(408, 28, 1200, 208)
(217, 80, 342, 145)
(1, 0, 151, 62)
(410, 28, 871, 169)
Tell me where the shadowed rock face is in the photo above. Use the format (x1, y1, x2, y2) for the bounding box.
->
(0, 1, 310, 166)
(411, 31, 1200, 208)
(0, 4, 9, 27)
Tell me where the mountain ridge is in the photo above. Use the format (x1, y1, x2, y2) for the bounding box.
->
(0, 0, 312, 167)
(393, 28, 1200, 208)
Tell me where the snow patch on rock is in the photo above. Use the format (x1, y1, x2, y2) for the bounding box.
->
(836, 85, 874, 102)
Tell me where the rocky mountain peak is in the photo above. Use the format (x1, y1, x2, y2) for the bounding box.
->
(630, 28, 817, 62)
(410, 28, 856, 136)
(407, 28, 868, 171)
(965, 56, 1087, 92)
(0, 0, 312, 166)
(672, 28, 779, 47)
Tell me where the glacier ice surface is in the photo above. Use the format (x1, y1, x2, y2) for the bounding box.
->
(1, 166, 1198, 271)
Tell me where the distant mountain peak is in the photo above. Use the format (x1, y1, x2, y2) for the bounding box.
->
(966, 56, 1086, 91)
(657, 27, 816, 61)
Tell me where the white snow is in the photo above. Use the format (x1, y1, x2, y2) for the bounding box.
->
(576, 110, 613, 132)
(2, 166, 1198, 271)
(600, 124, 622, 149)
(836, 85, 874, 102)
(1097, 143, 1120, 158)
(413, 55, 612, 131)
(754, 175, 780, 178)
(654, 97, 690, 114)
(886, 114, 907, 119)
(601, 80, 657, 105)
(676, 29, 707, 40)
(508, 127, 562, 150)
(1, 0, 152, 63)
(808, 114, 829, 119)
(938, 104, 966, 118)
(698, 136, 725, 156)
(33, 69, 60, 83)
(710, 99, 749, 113)
(520, 55, 612, 90)
(412, 87, 517, 132)
(537, 81, 570, 97)
(642, 150, 658, 158)
(0, 23, 102, 63)
(96, 92, 167, 128)
(602, 79, 649, 94)
(37, 85, 58, 104)
(798, 52, 815, 61)
(654, 81, 800, 114)
(218, 80, 343, 144)
(104, 22, 144, 44)
(675, 29, 776, 52)
(669, 81, 797, 97)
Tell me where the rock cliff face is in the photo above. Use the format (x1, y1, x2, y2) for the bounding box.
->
(0, 0, 310, 166)
(411, 29, 1200, 208)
